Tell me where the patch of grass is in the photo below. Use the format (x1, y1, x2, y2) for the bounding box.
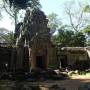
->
(85, 72, 90, 77)
(68, 70, 90, 77)
(79, 71, 86, 75)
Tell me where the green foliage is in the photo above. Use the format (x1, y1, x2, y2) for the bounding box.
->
(52, 26, 86, 47)
(82, 25, 90, 46)
(86, 40, 90, 46)
(2, 0, 41, 27)
(83, 25, 90, 35)
(71, 32, 86, 47)
(47, 13, 62, 34)
(5, 0, 41, 9)
(8, 0, 29, 9)
(0, 32, 14, 44)
(83, 5, 90, 13)
(52, 30, 73, 46)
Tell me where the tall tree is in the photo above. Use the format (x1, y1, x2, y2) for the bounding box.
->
(82, 25, 90, 46)
(84, 5, 90, 13)
(83, 25, 90, 35)
(82, 4, 90, 46)
(52, 25, 86, 47)
(47, 13, 62, 34)
(0, 28, 14, 44)
(0, 32, 14, 44)
(0, 1, 2, 20)
(1, 0, 41, 27)
(64, 0, 89, 32)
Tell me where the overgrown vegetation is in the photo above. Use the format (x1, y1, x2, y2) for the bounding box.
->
(0, 0, 90, 47)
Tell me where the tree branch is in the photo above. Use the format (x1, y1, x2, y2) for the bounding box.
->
(3, 0, 14, 18)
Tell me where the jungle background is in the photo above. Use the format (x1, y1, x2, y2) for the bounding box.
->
(0, 0, 90, 90)
(0, 0, 90, 47)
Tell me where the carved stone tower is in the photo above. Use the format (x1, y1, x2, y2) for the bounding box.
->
(15, 9, 57, 71)
(27, 9, 51, 70)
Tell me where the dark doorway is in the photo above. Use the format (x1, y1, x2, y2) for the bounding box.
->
(60, 55, 67, 68)
(36, 56, 45, 69)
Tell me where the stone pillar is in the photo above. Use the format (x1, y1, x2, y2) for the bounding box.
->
(10, 48, 17, 71)
(30, 48, 36, 70)
(86, 49, 90, 59)
(16, 47, 24, 71)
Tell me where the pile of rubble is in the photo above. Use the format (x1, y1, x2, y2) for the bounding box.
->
(0, 69, 68, 81)
(0, 81, 66, 90)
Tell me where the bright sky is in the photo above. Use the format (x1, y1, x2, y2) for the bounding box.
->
(0, 0, 90, 31)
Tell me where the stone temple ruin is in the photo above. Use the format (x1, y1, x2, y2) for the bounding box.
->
(0, 9, 57, 72)
(0, 9, 90, 73)
(25, 9, 57, 71)
(24, 9, 52, 70)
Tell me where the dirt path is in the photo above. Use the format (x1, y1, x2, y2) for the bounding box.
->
(39, 76, 90, 90)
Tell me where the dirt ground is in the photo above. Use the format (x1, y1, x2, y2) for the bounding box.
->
(39, 75, 90, 90)
(0, 75, 90, 90)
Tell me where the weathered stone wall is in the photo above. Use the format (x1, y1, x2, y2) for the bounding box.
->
(56, 47, 90, 70)
(0, 46, 15, 71)
(86, 47, 90, 59)
(48, 47, 58, 68)
(0, 46, 29, 72)
(67, 51, 89, 66)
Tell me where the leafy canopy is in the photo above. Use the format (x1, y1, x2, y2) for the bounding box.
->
(5, 0, 41, 9)
(52, 26, 86, 47)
